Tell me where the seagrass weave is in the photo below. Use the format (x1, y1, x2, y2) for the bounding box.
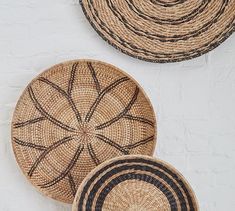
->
(80, 0, 235, 63)
(11, 60, 156, 203)
(72, 155, 199, 211)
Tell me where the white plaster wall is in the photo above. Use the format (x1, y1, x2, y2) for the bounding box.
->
(0, 0, 235, 210)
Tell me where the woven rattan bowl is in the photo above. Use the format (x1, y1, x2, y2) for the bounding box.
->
(72, 155, 199, 211)
(80, 0, 235, 63)
(11, 60, 156, 203)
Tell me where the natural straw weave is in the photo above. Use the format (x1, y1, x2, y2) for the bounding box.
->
(80, 0, 235, 63)
(72, 155, 199, 211)
(11, 60, 156, 203)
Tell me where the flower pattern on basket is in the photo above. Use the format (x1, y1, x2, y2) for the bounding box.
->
(12, 60, 156, 203)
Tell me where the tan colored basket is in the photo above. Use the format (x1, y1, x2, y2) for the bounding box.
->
(72, 155, 199, 211)
(11, 60, 156, 203)
(80, 0, 235, 63)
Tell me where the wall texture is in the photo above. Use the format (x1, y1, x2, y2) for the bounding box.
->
(0, 0, 235, 210)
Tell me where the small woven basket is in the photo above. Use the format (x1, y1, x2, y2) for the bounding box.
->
(73, 155, 199, 211)
(11, 60, 156, 203)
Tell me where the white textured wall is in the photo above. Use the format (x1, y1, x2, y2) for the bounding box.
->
(1, 0, 235, 210)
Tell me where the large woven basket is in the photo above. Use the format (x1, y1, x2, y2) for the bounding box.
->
(72, 155, 199, 211)
(11, 60, 156, 203)
(80, 0, 235, 63)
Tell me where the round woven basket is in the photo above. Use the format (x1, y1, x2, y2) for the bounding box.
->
(73, 155, 199, 211)
(80, 0, 235, 63)
(11, 60, 156, 203)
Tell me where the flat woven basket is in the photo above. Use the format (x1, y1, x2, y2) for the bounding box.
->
(11, 60, 156, 203)
(80, 0, 235, 63)
(72, 155, 199, 211)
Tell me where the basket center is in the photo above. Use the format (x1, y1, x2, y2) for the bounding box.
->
(127, 205, 147, 211)
(73, 122, 95, 144)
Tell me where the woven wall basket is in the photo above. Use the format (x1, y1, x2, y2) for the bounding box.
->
(11, 60, 156, 203)
(72, 155, 199, 211)
(80, 0, 235, 63)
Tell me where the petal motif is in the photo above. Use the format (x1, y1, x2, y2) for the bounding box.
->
(12, 60, 156, 203)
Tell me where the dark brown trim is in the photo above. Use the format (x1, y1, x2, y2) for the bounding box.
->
(87, 143, 100, 166)
(96, 87, 139, 130)
(38, 77, 82, 123)
(85, 77, 129, 122)
(127, 0, 209, 25)
(40, 144, 84, 188)
(105, 0, 226, 42)
(96, 134, 129, 155)
(123, 114, 154, 127)
(124, 136, 154, 150)
(13, 137, 46, 151)
(68, 173, 77, 197)
(87, 62, 101, 94)
(28, 87, 76, 132)
(28, 136, 74, 177)
(38, 77, 67, 97)
(68, 62, 79, 96)
(150, 0, 188, 7)
(13, 117, 46, 128)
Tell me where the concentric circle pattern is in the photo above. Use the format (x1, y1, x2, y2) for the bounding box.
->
(11, 60, 156, 203)
(73, 156, 198, 211)
(80, 0, 235, 63)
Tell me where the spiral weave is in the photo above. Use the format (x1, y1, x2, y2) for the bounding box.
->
(80, 0, 235, 63)
(11, 60, 156, 203)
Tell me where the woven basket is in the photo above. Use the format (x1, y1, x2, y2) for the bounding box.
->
(72, 155, 199, 211)
(80, 0, 235, 63)
(11, 60, 156, 203)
